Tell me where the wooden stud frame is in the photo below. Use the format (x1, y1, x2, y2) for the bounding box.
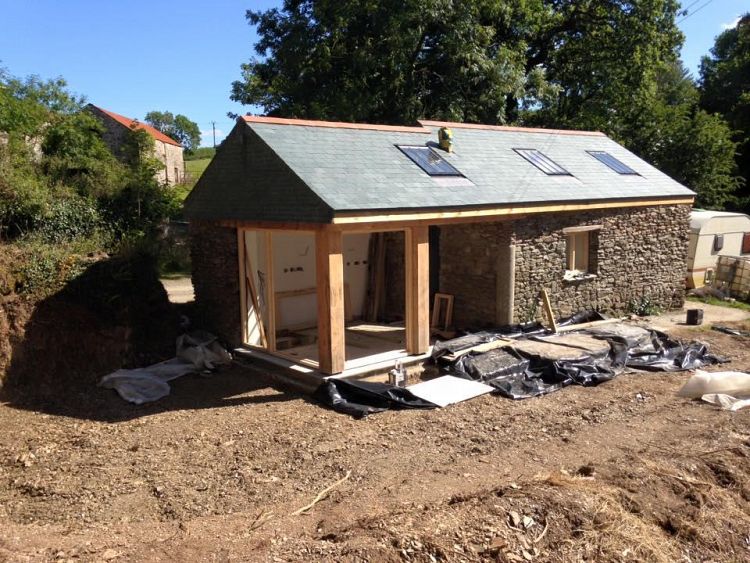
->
(431, 293, 454, 331)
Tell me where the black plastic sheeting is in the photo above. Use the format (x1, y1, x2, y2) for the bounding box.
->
(313, 311, 726, 416)
(313, 379, 436, 418)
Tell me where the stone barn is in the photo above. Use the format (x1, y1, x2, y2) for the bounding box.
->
(87, 104, 185, 186)
(184, 116, 694, 378)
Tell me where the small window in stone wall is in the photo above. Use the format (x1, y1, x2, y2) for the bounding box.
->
(566, 232, 590, 272)
(563, 225, 600, 279)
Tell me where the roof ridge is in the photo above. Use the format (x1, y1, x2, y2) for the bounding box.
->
(418, 119, 606, 137)
(242, 115, 430, 134)
(90, 105, 183, 147)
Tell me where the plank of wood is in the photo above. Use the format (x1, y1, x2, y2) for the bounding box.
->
(441, 338, 513, 362)
(265, 232, 276, 352)
(540, 289, 558, 333)
(556, 318, 625, 333)
(244, 235, 268, 348)
(237, 229, 248, 345)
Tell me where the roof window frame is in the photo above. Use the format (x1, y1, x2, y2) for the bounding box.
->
(587, 150, 639, 175)
(397, 145, 463, 177)
(513, 148, 571, 176)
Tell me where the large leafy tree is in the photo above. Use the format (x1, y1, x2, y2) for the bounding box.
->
(231, 0, 558, 124)
(232, 0, 741, 208)
(144, 110, 201, 152)
(700, 14, 750, 207)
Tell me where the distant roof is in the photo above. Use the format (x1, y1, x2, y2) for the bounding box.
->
(90, 105, 182, 147)
(184, 116, 695, 223)
(690, 209, 750, 232)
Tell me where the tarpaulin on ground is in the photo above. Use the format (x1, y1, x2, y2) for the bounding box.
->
(443, 323, 724, 400)
(316, 312, 726, 416)
(313, 379, 437, 418)
(99, 331, 231, 404)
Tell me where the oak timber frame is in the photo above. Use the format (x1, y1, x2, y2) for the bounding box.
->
(235, 223, 430, 375)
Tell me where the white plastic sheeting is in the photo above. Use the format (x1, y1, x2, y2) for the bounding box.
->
(99, 331, 231, 404)
(678, 370, 750, 411)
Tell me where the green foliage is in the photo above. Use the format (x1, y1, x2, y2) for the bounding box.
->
(42, 110, 127, 199)
(8, 234, 104, 297)
(231, 0, 557, 124)
(144, 110, 201, 151)
(700, 15, 750, 209)
(1, 69, 180, 257)
(184, 146, 215, 160)
(0, 140, 47, 237)
(628, 295, 660, 317)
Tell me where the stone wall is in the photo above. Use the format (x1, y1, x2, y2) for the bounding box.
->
(440, 221, 513, 328)
(189, 222, 241, 347)
(88, 105, 185, 186)
(440, 205, 690, 328)
(383, 231, 405, 321)
(154, 140, 185, 186)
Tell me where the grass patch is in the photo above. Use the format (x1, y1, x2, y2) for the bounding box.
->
(687, 295, 750, 311)
(185, 158, 211, 183)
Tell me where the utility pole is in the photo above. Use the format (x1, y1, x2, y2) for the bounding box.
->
(211, 121, 216, 148)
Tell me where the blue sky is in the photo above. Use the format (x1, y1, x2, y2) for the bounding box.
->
(0, 0, 747, 147)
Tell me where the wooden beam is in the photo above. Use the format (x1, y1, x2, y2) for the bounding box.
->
(331, 197, 695, 226)
(405, 226, 430, 355)
(540, 289, 558, 333)
(562, 224, 603, 234)
(237, 229, 248, 345)
(316, 229, 345, 374)
(215, 219, 322, 232)
(265, 232, 277, 352)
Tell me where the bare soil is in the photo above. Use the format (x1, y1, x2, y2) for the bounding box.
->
(1, 322, 750, 562)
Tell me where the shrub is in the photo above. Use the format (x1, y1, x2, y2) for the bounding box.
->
(628, 295, 661, 317)
(36, 196, 102, 243)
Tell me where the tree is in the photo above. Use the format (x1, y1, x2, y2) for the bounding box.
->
(231, 0, 557, 124)
(231, 0, 741, 208)
(700, 14, 750, 207)
(144, 110, 201, 151)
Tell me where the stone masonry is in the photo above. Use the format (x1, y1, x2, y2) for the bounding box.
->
(440, 204, 691, 328)
(189, 222, 241, 347)
(88, 105, 185, 186)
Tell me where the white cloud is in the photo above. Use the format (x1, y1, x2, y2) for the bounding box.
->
(721, 16, 740, 30)
(200, 128, 225, 147)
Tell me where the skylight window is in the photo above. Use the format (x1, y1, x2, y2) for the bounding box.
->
(587, 151, 638, 175)
(514, 149, 570, 176)
(398, 145, 462, 177)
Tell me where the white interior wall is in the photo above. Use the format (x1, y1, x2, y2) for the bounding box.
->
(241, 231, 373, 336)
(273, 232, 318, 329)
(343, 233, 371, 319)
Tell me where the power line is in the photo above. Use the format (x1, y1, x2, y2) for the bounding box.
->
(677, 0, 717, 24)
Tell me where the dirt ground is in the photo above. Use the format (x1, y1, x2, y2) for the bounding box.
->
(1, 320, 750, 562)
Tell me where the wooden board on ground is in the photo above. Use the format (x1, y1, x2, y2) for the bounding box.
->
(441, 338, 514, 362)
(531, 333, 611, 355)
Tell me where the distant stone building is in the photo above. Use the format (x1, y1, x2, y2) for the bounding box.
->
(87, 104, 185, 186)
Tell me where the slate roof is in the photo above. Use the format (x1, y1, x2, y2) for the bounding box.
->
(184, 116, 694, 223)
(90, 105, 182, 147)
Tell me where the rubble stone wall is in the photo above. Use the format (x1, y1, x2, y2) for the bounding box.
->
(189, 222, 241, 347)
(440, 204, 690, 328)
